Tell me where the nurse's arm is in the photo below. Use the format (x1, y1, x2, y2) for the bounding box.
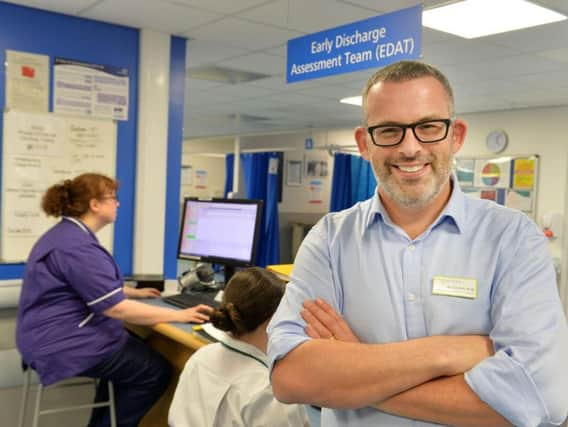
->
(104, 299, 212, 325)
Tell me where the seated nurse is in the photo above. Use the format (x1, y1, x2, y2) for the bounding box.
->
(169, 267, 310, 427)
(16, 173, 213, 427)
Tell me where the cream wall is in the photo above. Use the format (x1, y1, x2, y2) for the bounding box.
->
(183, 105, 568, 263)
(460, 106, 568, 258)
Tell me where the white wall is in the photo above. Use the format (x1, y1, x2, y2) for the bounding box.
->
(183, 105, 568, 266)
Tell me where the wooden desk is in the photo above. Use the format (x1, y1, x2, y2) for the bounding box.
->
(126, 300, 211, 427)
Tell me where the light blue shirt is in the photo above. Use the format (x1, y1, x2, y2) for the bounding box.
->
(268, 182, 568, 427)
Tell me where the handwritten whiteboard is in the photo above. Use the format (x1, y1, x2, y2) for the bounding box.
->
(1, 111, 116, 262)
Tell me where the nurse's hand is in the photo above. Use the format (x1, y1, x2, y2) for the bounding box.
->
(125, 287, 161, 299)
(178, 304, 214, 324)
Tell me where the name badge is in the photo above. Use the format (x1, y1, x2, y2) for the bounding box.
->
(432, 276, 477, 299)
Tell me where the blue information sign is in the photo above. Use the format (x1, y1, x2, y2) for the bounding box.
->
(286, 5, 422, 84)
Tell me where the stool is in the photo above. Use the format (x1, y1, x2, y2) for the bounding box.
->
(18, 366, 117, 427)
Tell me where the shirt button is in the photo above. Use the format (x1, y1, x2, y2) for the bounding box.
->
(408, 293, 416, 301)
(408, 245, 416, 251)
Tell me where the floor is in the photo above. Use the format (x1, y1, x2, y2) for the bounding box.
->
(0, 381, 94, 427)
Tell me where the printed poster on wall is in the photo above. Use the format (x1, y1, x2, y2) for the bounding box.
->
(309, 180, 323, 204)
(456, 158, 474, 187)
(506, 189, 533, 212)
(181, 166, 193, 185)
(512, 158, 535, 190)
(6, 50, 49, 112)
(473, 158, 511, 189)
(304, 154, 329, 179)
(54, 58, 129, 120)
(194, 170, 208, 189)
(286, 160, 302, 186)
(1, 111, 116, 262)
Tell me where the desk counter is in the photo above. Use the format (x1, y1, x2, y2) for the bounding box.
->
(125, 298, 211, 426)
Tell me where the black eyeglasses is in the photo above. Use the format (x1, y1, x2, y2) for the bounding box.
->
(367, 118, 453, 147)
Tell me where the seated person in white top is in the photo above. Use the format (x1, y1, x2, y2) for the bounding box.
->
(169, 267, 310, 427)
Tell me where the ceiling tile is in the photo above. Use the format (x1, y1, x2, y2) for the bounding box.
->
(487, 21, 568, 53)
(183, 16, 302, 50)
(240, 0, 376, 33)
(83, 0, 221, 34)
(263, 44, 287, 57)
(422, 39, 520, 66)
(218, 52, 286, 75)
(186, 39, 250, 68)
(338, 0, 446, 12)
(171, 0, 273, 15)
(3, 0, 97, 14)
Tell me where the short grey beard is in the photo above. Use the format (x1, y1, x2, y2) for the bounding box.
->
(372, 154, 453, 210)
(380, 171, 449, 209)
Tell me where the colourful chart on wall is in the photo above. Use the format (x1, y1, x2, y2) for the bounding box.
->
(473, 158, 511, 189)
(513, 158, 535, 190)
(458, 155, 538, 217)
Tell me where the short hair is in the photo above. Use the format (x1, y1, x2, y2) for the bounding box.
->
(210, 267, 285, 337)
(41, 173, 119, 218)
(361, 60, 454, 124)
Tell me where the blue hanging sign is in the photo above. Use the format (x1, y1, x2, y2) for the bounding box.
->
(286, 5, 422, 84)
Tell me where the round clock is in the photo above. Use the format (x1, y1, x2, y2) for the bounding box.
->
(486, 130, 508, 153)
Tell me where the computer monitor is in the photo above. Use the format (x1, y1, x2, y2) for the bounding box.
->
(177, 198, 263, 283)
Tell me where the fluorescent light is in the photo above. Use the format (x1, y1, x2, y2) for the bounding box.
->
(340, 96, 362, 106)
(423, 0, 566, 39)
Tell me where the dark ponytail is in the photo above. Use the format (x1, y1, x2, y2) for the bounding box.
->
(210, 267, 285, 337)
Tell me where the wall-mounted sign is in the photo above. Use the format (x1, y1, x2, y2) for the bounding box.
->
(286, 5, 422, 83)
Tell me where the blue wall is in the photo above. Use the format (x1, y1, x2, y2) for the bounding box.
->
(0, 2, 140, 278)
(164, 36, 186, 279)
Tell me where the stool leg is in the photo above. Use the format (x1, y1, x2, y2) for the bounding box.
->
(107, 380, 117, 427)
(18, 369, 31, 427)
(32, 383, 43, 427)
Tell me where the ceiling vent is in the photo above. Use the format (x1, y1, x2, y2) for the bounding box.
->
(186, 65, 270, 84)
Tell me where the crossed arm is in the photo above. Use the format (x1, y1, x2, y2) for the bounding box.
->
(271, 299, 510, 427)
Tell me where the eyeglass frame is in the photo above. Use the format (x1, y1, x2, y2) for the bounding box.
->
(366, 118, 454, 147)
(99, 195, 119, 203)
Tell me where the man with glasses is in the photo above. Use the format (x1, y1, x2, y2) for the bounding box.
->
(267, 61, 568, 426)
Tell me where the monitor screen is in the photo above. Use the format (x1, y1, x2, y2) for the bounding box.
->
(177, 198, 262, 268)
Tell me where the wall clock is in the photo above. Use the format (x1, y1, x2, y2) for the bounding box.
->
(486, 130, 508, 154)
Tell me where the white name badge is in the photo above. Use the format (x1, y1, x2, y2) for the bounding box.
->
(432, 276, 477, 299)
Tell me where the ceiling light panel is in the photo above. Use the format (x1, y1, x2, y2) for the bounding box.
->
(423, 0, 566, 39)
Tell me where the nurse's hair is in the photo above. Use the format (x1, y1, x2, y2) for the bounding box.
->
(210, 267, 285, 337)
(42, 173, 119, 218)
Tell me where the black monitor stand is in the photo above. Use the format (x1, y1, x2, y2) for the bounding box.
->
(224, 265, 236, 285)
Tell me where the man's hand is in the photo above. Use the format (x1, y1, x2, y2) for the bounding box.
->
(301, 299, 360, 343)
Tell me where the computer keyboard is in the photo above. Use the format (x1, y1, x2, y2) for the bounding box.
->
(162, 292, 221, 309)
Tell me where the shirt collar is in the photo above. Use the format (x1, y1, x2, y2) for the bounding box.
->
(363, 175, 466, 234)
(62, 216, 99, 239)
(221, 333, 269, 368)
(63, 216, 89, 234)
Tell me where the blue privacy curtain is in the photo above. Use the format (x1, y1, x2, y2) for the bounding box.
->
(224, 152, 280, 267)
(330, 153, 376, 212)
